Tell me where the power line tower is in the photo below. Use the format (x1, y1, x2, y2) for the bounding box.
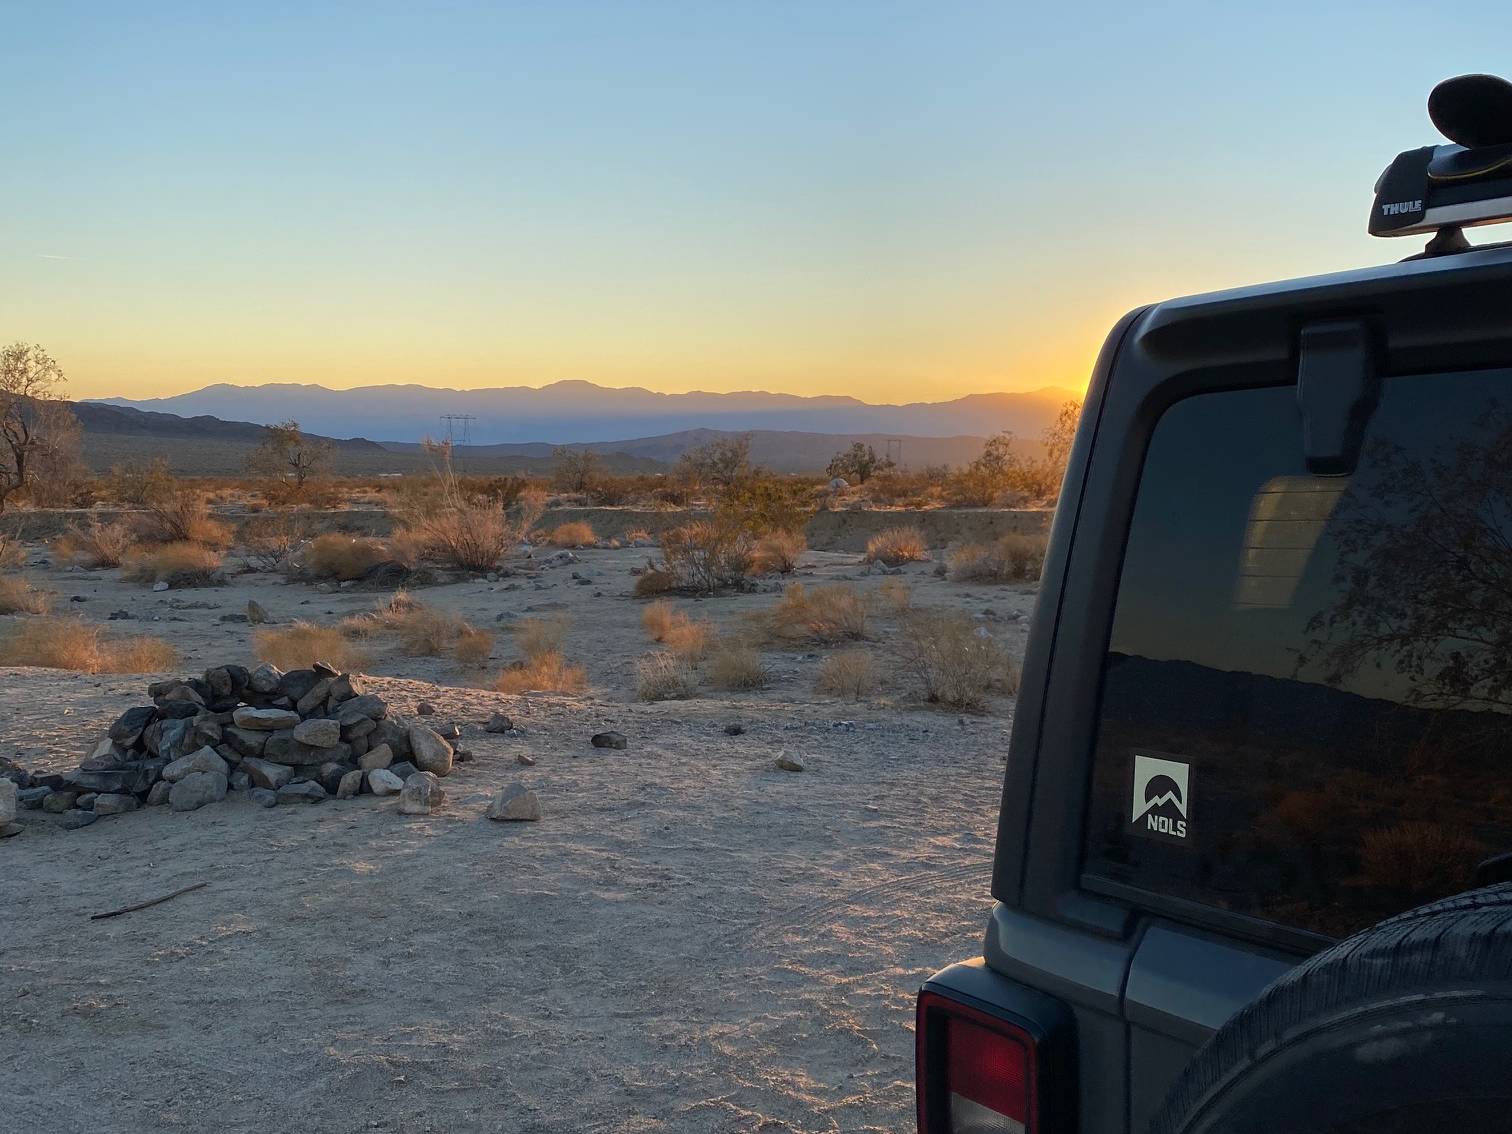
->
(440, 414, 477, 447)
(886, 437, 905, 468)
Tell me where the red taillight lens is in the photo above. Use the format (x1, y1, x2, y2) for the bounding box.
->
(917, 990, 1037, 1133)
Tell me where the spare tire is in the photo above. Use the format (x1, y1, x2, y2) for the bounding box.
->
(1151, 883, 1512, 1134)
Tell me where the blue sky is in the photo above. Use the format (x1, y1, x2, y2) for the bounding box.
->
(6, 0, 1511, 400)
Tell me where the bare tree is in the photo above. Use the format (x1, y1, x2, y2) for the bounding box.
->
(551, 446, 602, 494)
(0, 342, 74, 512)
(676, 434, 752, 491)
(247, 420, 334, 498)
(826, 442, 894, 485)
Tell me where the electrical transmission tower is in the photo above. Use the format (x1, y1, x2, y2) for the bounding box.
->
(886, 438, 905, 468)
(440, 414, 477, 447)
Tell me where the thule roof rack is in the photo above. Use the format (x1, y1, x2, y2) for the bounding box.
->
(1371, 74, 1512, 255)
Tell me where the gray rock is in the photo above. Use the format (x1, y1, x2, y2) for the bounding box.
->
(64, 766, 155, 795)
(63, 808, 98, 830)
(591, 731, 628, 750)
(247, 600, 272, 624)
(251, 787, 278, 808)
(93, 793, 139, 817)
(295, 677, 334, 717)
(292, 718, 341, 748)
(232, 706, 301, 731)
(407, 725, 453, 777)
(724, 723, 745, 736)
(146, 780, 172, 806)
(398, 771, 444, 815)
(367, 768, 404, 796)
(276, 780, 328, 805)
(345, 694, 388, 721)
(76, 793, 98, 811)
(484, 712, 513, 733)
(776, 755, 805, 772)
(0, 822, 22, 838)
(336, 769, 363, 799)
(317, 761, 354, 794)
(170, 771, 228, 812)
(152, 580, 170, 592)
(228, 769, 251, 791)
(340, 714, 377, 740)
(416, 702, 436, 715)
(515, 753, 536, 766)
(329, 673, 364, 702)
(221, 726, 268, 759)
(241, 757, 294, 790)
(0, 778, 14, 825)
(388, 761, 418, 781)
(162, 745, 229, 783)
(18, 786, 51, 810)
(277, 668, 320, 703)
(109, 705, 157, 744)
(248, 661, 282, 693)
(485, 783, 541, 822)
(359, 743, 394, 772)
(191, 717, 223, 747)
(43, 791, 79, 814)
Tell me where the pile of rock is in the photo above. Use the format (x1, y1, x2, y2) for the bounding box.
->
(10, 661, 462, 830)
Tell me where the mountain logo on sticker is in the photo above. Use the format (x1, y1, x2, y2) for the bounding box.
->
(1131, 753, 1190, 840)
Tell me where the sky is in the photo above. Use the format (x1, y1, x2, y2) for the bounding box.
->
(7, 0, 1512, 403)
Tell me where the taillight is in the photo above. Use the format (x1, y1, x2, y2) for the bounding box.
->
(916, 990, 1038, 1133)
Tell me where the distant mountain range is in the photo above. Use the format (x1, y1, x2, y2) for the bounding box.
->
(91, 380, 1076, 446)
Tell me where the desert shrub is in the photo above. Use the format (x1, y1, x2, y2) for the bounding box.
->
(546, 521, 595, 548)
(516, 615, 569, 662)
(1358, 821, 1486, 899)
(242, 512, 314, 571)
(897, 609, 1018, 710)
(623, 528, 654, 546)
(861, 466, 948, 509)
(641, 600, 679, 642)
(633, 566, 677, 597)
(0, 576, 53, 615)
(766, 583, 869, 643)
(876, 576, 913, 613)
(122, 542, 224, 587)
(494, 650, 587, 694)
(705, 641, 769, 691)
(0, 617, 177, 673)
(138, 486, 232, 548)
(816, 649, 878, 699)
(713, 471, 817, 536)
(301, 533, 392, 581)
(664, 618, 711, 663)
(660, 521, 753, 592)
(635, 651, 698, 701)
(751, 529, 806, 575)
(948, 533, 1048, 583)
(0, 526, 24, 569)
(864, 525, 930, 566)
(454, 625, 494, 667)
(54, 518, 136, 568)
(254, 621, 372, 672)
(398, 441, 546, 572)
(107, 455, 175, 507)
(394, 605, 465, 656)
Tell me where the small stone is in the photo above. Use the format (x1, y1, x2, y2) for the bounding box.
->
(170, 770, 229, 811)
(0, 822, 22, 838)
(277, 780, 328, 805)
(407, 725, 454, 777)
(152, 580, 170, 592)
(247, 599, 272, 624)
(43, 791, 79, 814)
(776, 755, 805, 772)
(93, 793, 139, 816)
(0, 779, 14, 825)
(416, 702, 436, 716)
(251, 788, 278, 808)
(312, 660, 339, 678)
(241, 757, 294, 790)
(515, 753, 536, 766)
(163, 745, 230, 783)
(367, 768, 404, 795)
(485, 783, 541, 822)
(591, 731, 627, 750)
(228, 769, 251, 791)
(232, 707, 301, 731)
(336, 769, 363, 799)
(389, 760, 418, 781)
(248, 662, 282, 693)
(76, 793, 99, 811)
(398, 771, 444, 815)
(18, 786, 51, 810)
(435, 723, 461, 741)
(146, 780, 172, 806)
(484, 712, 513, 733)
(359, 743, 394, 772)
(292, 718, 341, 748)
(724, 724, 745, 736)
(63, 809, 98, 830)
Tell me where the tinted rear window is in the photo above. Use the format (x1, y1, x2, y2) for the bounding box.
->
(1084, 370, 1512, 938)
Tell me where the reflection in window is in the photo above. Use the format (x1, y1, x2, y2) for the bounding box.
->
(1233, 476, 1348, 610)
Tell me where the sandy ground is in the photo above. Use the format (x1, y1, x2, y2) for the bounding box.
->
(1, 544, 1035, 1132)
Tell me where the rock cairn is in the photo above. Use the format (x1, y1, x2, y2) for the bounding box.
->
(11, 661, 459, 829)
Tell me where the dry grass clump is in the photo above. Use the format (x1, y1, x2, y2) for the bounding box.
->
(0, 577, 54, 615)
(765, 583, 869, 644)
(398, 445, 546, 572)
(876, 576, 913, 614)
(634, 566, 677, 597)
(254, 621, 372, 672)
(751, 529, 806, 575)
(0, 617, 178, 673)
(0, 528, 26, 570)
(948, 533, 1048, 583)
(516, 615, 569, 662)
(640, 600, 710, 661)
(138, 488, 232, 548)
(393, 605, 466, 656)
(897, 608, 1018, 710)
(623, 528, 654, 546)
(454, 625, 495, 667)
(300, 533, 391, 581)
(705, 641, 769, 691)
(55, 518, 136, 568)
(816, 649, 878, 699)
(642, 600, 679, 642)
(863, 525, 930, 566)
(545, 521, 595, 548)
(121, 542, 224, 587)
(660, 521, 753, 592)
(494, 651, 587, 694)
(635, 651, 698, 701)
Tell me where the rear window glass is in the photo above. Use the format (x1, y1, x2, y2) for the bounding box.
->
(1083, 370, 1512, 939)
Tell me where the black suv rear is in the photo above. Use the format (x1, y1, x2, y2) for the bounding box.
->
(917, 76, 1512, 1134)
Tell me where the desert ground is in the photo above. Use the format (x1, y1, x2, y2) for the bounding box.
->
(0, 534, 1035, 1132)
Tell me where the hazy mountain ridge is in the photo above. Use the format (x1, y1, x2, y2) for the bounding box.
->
(92, 379, 1076, 445)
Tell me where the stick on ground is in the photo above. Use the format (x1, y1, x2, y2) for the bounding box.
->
(90, 882, 208, 921)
